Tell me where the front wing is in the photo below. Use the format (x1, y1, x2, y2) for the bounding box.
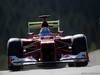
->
(9, 52, 89, 66)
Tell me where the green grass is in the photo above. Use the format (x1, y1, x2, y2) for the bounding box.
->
(88, 43, 97, 52)
(0, 55, 7, 70)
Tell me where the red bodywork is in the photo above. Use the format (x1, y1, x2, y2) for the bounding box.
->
(8, 16, 89, 68)
(21, 35, 72, 62)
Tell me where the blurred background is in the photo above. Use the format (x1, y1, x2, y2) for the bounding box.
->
(0, 0, 100, 70)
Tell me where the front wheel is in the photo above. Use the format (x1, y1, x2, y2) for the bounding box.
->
(78, 61, 88, 67)
(8, 65, 23, 71)
(72, 34, 88, 54)
(68, 61, 88, 67)
(69, 34, 89, 67)
(7, 38, 23, 71)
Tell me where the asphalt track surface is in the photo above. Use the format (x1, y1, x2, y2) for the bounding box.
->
(0, 50, 100, 75)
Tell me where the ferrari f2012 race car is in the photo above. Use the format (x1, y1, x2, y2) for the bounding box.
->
(7, 15, 89, 71)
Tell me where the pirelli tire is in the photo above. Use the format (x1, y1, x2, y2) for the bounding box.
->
(68, 61, 88, 67)
(8, 65, 23, 71)
(68, 34, 88, 67)
(7, 38, 23, 71)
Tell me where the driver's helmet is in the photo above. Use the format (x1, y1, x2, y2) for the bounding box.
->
(39, 27, 51, 36)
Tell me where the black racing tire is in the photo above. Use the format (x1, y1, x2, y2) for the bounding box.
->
(8, 65, 23, 71)
(72, 34, 88, 54)
(7, 39, 23, 58)
(68, 63, 75, 67)
(68, 61, 88, 67)
(69, 34, 89, 67)
(7, 38, 23, 71)
(78, 61, 88, 67)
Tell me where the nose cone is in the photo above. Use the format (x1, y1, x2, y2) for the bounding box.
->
(41, 39, 54, 44)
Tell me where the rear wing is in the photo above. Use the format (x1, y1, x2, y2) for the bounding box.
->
(28, 20, 60, 33)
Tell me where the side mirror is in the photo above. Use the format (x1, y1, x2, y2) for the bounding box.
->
(58, 31, 64, 34)
(27, 33, 34, 38)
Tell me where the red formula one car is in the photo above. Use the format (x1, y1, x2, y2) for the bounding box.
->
(7, 15, 89, 71)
